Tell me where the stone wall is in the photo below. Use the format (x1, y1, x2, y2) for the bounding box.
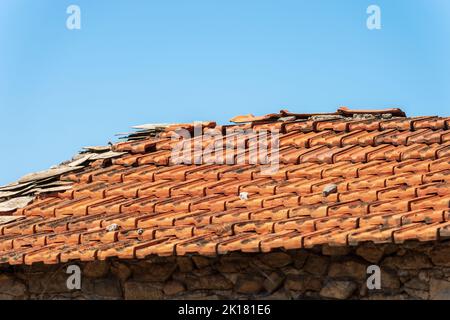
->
(2, 240, 450, 300)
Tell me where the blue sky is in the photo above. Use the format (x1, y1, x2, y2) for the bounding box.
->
(1, 0, 449, 185)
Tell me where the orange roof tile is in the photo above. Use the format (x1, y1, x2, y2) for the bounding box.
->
(1, 107, 450, 265)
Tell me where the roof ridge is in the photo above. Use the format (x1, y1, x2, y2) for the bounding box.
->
(230, 106, 406, 123)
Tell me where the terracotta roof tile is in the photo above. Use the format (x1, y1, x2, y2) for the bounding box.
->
(2, 107, 450, 265)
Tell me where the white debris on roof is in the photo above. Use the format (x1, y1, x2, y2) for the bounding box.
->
(239, 192, 249, 200)
(322, 184, 338, 197)
(106, 223, 120, 232)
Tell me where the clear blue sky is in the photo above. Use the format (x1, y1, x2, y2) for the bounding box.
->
(1, 0, 449, 185)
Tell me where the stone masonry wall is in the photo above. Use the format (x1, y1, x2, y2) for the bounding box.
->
(2, 240, 450, 300)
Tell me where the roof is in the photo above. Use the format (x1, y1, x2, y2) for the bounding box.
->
(1, 106, 450, 265)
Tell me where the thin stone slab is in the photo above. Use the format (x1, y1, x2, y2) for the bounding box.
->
(18, 166, 84, 184)
(0, 196, 34, 212)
